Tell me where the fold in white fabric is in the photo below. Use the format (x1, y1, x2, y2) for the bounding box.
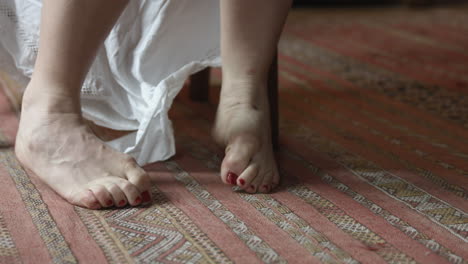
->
(0, 0, 221, 164)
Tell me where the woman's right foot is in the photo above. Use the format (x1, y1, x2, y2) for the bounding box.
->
(15, 81, 152, 209)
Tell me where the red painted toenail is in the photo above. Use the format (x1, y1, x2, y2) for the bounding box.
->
(106, 200, 113, 206)
(142, 191, 151, 203)
(250, 185, 255, 190)
(227, 172, 238, 185)
(263, 185, 269, 191)
(135, 196, 142, 204)
(239, 178, 245, 186)
(118, 200, 126, 207)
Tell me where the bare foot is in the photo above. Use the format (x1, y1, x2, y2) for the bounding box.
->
(213, 80, 279, 193)
(15, 81, 152, 209)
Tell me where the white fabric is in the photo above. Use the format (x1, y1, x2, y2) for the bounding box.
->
(0, 0, 221, 164)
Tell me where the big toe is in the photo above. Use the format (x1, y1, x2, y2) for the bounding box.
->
(221, 134, 259, 185)
(68, 189, 101, 209)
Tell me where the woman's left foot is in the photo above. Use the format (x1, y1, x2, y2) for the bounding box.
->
(213, 80, 279, 193)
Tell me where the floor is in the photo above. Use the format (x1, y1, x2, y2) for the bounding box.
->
(0, 4, 467, 264)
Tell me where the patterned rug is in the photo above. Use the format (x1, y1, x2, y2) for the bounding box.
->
(1, 5, 467, 264)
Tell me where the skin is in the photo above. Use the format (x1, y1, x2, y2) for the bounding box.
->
(216, 0, 292, 193)
(15, 0, 292, 209)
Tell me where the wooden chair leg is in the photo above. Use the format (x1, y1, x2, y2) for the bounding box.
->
(189, 68, 211, 102)
(268, 53, 279, 151)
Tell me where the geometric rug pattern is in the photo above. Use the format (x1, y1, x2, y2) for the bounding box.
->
(0, 5, 467, 263)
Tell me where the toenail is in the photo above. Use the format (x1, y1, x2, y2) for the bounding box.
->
(227, 172, 238, 185)
(263, 185, 269, 191)
(142, 191, 151, 203)
(239, 178, 245, 186)
(91, 202, 101, 209)
(250, 185, 255, 191)
(134, 196, 142, 204)
(118, 200, 126, 207)
(106, 200, 113, 206)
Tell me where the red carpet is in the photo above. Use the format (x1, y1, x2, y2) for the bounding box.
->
(0, 5, 467, 264)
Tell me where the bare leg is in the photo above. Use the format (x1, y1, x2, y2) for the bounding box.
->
(15, 0, 152, 209)
(214, 0, 291, 193)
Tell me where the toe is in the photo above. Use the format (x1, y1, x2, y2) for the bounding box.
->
(69, 190, 101, 209)
(259, 174, 273, 193)
(259, 162, 280, 193)
(106, 183, 127, 207)
(246, 172, 264, 194)
(112, 178, 142, 206)
(237, 163, 259, 190)
(124, 160, 152, 203)
(271, 170, 280, 190)
(89, 185, 114, 207)
(221, 135, 258, 185)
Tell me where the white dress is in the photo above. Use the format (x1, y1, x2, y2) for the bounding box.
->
(0, 0, 221, 164)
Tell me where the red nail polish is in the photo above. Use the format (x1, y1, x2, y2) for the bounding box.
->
(106, 200, 113, 206)
(118, 200, 126, 207)
(142, 191, 151, 203)
(263, 185, 269, 191)
(250, 185, 255, 190)
(227, 172, 238, 185)
(239, 178, 245, 186)
(135, 196, 142, 204)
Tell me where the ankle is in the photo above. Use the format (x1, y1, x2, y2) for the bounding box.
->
(22, 80, 81, 114)
(220, 80, 268, 108)
(221, 74, 267, 89)
(222, 65, 269, 85)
